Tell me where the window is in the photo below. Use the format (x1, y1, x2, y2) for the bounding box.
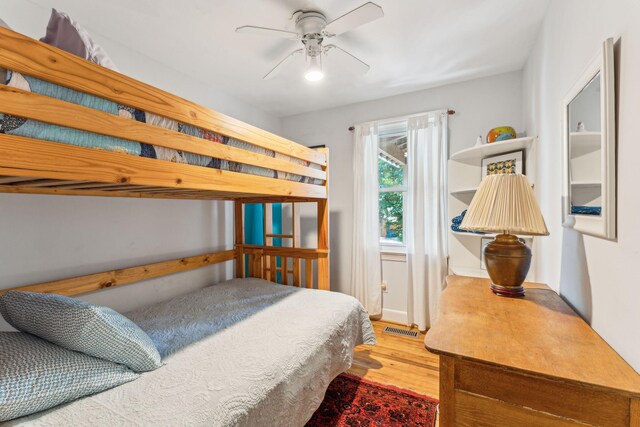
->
(378, 121, 408, 249)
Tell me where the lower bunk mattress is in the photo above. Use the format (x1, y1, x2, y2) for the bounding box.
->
(0, 71, 324, 186)
(6, 278, 375, 426)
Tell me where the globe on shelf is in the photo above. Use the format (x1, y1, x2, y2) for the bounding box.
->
(486, 126, 516, 143)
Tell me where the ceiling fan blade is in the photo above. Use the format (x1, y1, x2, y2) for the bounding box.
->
(263, 49, 304, 80)
(324, 45, 370, 74)
(323, 2, 384, 36)
(236, 25, 300, 40)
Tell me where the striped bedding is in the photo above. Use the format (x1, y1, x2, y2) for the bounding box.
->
(0, 71, 323, 185)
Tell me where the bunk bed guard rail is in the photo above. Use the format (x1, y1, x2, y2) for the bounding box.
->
(0, 26, 328, 201)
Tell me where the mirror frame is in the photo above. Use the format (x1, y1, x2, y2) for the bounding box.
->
(562, 38, 616, 240)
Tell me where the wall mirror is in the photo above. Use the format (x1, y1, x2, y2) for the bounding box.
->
(562, 38, 616, 239)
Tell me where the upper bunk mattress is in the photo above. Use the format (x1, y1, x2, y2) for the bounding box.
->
(0, 71, 324, 186)
(5, 278, 375, 427)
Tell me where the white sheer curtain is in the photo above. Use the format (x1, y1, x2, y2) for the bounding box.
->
(406, 112, 448, 330)
(351, 123, 382, 316)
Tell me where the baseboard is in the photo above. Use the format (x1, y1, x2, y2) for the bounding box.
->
(382, 308, 408, 325)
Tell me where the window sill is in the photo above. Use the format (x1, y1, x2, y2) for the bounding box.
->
(380, 245, 407, 262)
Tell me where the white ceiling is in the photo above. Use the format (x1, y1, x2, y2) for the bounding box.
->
(25, 0, 549, 117)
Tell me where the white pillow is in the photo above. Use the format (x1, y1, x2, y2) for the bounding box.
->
(39, 8, 118, 71)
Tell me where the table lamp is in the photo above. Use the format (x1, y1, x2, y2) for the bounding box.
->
(460, 174, 548, 297)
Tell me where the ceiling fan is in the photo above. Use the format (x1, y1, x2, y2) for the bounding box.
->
(236, 2, 384, 81)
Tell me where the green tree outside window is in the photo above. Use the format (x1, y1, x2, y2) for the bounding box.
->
(379, 159, 405, 242)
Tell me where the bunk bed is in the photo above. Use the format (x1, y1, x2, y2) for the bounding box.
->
(0, 26, 374, 425)
(0, 25, 330, 290)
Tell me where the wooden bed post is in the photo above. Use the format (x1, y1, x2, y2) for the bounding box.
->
(292, 203, 301, 287)
(234, 201, 244, 278)
(316, 147, 330, 291)
(317, 199, 329, 290)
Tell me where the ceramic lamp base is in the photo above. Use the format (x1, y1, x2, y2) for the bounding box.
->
(483, 233, 531, 298)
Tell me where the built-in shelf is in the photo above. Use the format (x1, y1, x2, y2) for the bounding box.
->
(570, 132, 600, 157)
(569, 131, 600, 137)
(450, 184, 534, 199)
(450, 266, 489, 279)
(450, 136, 534, 162)
(450, 187, 477, 196)
(451, 230, 494, 238)
(451, 230, 534, 240)
(570, 131, 600, 145)
(448, 134, 536, 281)
(571, 181, 601, 188)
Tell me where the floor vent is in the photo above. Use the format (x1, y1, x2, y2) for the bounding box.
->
(383, 326, 419, 339)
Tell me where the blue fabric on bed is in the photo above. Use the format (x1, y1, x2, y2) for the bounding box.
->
(0, 332, 138, 422)
(450, 209, 487, 234)
(0, 70, 324, 184)
(0, 115, 143, 155)
(0, 72, 142, 154)
(18, 71, 118, 114)
(571, 205, 601, 215)
(0, 291, 162, 372)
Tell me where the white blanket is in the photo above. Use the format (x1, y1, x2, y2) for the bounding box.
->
(7, 279, 375, 426)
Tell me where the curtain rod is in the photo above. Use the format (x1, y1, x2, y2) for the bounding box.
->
(347, 109, 455, 132)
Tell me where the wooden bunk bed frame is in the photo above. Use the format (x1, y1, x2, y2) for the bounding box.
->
(0, 27, 330, 295)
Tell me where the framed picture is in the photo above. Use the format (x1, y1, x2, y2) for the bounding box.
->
(480, 238, 491, 270)
(481, 150, 525, 179)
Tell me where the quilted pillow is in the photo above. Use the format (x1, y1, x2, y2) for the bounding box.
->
(0, 291, 162, 372)
(0, 332, 138, 421)
(39, 8, 118, 71)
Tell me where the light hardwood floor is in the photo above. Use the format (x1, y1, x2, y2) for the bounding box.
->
(347, 320, 440, 399)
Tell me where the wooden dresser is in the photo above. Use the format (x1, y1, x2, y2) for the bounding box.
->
(425, 276, 640, 426)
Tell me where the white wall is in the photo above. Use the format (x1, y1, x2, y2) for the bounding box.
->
(282, 71, 523, 323)
(0, 196, 233, 312)
(523, 0, 640, 372)
(0, 2, 281, 325)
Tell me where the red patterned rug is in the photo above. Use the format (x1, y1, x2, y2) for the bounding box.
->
(306, 374, 438, 427)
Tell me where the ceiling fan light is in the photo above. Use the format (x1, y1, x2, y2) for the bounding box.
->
(305, 70, 324, 81)
(305, 55, 324, 81)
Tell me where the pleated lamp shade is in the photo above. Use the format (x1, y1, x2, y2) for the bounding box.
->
(460, 174, 549, 236)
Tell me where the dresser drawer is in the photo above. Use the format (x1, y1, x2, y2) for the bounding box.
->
(454, 359, 630, 426)
(454, 390, 586, 426)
